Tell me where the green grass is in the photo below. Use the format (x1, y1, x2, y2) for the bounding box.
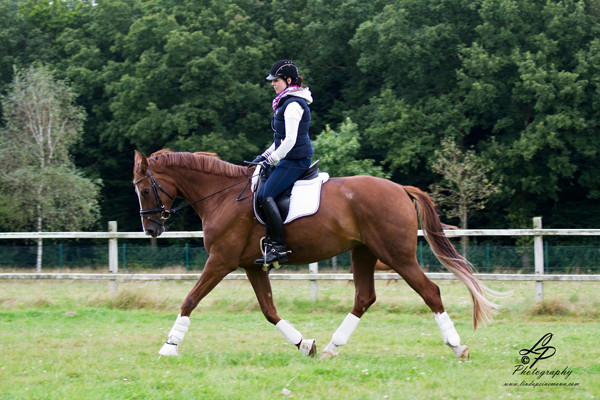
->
(0, 279, 599, 399)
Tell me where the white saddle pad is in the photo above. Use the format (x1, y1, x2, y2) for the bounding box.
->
(255, 172, 329, 225)
(284, 172, 329, 224)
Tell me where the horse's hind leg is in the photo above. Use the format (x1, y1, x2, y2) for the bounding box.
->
(392, 258, 469, 359)
(321, 246, 377, 359)
(244, 268, 316, 357)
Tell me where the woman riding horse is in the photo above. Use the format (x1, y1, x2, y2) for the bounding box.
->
(252, 60, 314, 267)
(134, 150, 498, 359)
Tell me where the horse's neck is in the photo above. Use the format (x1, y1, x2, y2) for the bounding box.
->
(175, 169, 243, 219)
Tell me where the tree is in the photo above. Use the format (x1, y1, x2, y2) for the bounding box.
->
(353, 0, 600, 228)
(429, 138, 500, 255)
(295, 0, 389, 130)
(351, 0, 478, 187)
(53, 0, 275, 230)
(0, 65, 101, 271)
(456, 0, 600, 227)
(99, 0, 273, 159)
(313, 118, 389, 178)
(3, 0, 600, 234)
(0, 0, 57, 110)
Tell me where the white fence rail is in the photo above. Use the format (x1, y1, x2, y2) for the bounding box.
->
(2, 218, 600, 301)
(2, 272, 599, 282)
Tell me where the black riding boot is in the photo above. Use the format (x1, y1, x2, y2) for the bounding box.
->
(254, 197, 290, 266)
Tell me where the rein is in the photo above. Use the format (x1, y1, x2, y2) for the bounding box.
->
(135, 167, 252, 229)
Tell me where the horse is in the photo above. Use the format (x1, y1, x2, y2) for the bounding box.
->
(133, 150, 497, 359)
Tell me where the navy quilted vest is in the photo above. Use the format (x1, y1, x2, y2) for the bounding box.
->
(271, 96, 313, 160)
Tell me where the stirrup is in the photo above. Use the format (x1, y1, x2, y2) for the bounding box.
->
(255, 237, 289, 271)
(255, 249, 290, 271)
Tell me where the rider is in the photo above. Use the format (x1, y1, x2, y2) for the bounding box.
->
(252, 59, 314, 266)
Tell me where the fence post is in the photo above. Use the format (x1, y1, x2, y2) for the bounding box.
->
(533, 217, 544, 302)
(108, 221, 118, 294)
(309, 262, 318, 301)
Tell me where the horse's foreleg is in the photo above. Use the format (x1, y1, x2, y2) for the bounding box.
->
(394, 259, 469, 359)
(244, 268, 316, 357)
(159, 260, 235, 357)
(321, 246, 376, 359)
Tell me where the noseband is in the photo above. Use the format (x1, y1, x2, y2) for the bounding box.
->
(134, 169, 174, 228)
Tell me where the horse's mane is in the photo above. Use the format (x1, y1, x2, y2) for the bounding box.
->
(147, 149, 247, 178)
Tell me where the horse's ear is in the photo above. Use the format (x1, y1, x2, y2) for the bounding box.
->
(134, 150, 148, 174)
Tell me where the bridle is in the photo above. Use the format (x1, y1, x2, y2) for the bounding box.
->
(134, 169, 175, 228)
(134, 167, 253, 230)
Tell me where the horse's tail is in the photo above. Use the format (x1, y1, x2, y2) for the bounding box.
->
(403, 185, 497, 330)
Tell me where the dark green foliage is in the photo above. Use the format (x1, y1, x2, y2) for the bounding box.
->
(0, 0, 599, 232)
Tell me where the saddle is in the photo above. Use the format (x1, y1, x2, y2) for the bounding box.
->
(253, 160, 326, 224)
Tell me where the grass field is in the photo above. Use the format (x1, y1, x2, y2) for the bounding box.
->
(1, 278, 599, 399)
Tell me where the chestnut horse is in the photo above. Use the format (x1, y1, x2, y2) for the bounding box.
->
(133, 150, 496, 359)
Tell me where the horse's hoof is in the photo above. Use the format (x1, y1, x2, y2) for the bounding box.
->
(299, 339, 316, 357)
(451, 344, 469, 360)
(158, 342, 179, 356)
(320, 342, 338, 359)
(320, 350, 337, 360)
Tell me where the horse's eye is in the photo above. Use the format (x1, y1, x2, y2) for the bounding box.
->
(142, 189, 150, 195)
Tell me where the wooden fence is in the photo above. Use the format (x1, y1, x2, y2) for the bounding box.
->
(1, 218, 600, 301)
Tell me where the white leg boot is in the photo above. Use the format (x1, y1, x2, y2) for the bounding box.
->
(321, 313, 360, 359)
(434, 311, 469, 359)
(276, 320, 316, 357)
(159, 314, 190, 356)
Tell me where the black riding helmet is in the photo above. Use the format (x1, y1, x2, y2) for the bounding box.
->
(266, 59, 299, 81)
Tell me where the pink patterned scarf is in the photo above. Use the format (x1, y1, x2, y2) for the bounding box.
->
(272, 85, 301, 110)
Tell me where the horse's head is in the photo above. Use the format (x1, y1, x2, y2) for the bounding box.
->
(133, 150, 177, 238)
